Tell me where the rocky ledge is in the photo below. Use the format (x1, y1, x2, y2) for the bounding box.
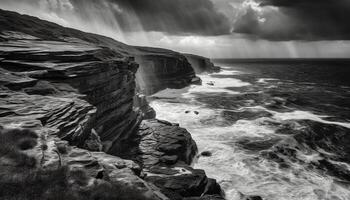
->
(0, 9, 224, 200)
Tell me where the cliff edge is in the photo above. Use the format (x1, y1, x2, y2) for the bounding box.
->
(0, 9, 223, 200)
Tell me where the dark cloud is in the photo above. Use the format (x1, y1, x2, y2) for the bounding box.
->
(70, 0, 232, 36)
(234, 0, 350, 40)
(116, 0, 232, 36)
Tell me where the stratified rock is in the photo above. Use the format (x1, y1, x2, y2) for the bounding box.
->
(184, 54, 221, 74)
(114, 119, 222, 199)
(113, 119, 197, 166)
(0, 9, 165, 199)
(135, 47, 200, 95)
(0, 9, 224, 200)
(0, 26, 141, 153)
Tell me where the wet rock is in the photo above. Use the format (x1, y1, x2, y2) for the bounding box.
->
(184, 195, 225, 200)
(194, 111, 200, 115)
(200, 151, 213, 157)
(112, 119, 223, 199)
(0, 9, 224, 200)
(244, 196, 263, 200)
(207, 82, 215, 86)
(117, 119, 198, 166)
(134, 93, 156, 119)
(185, 110, 191, 114)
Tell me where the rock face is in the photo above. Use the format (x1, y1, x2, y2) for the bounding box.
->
(113, 119, 223, 200)
(0, 9, 224, 200)
(184, 54, 221, 74)
(135, 47, 201, 95)
(134, 93, 157, 119)
(0, 32, 141, 154)
(0, 126, 165, 200)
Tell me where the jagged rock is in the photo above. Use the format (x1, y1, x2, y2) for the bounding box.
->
(134, 93, 157, 119)
(0, 9, 224, 200)
(0, 26, 141, 153)
(114, 119, 197, 166)
(113, 119, 222, 199)
(0, 126, 166, 200)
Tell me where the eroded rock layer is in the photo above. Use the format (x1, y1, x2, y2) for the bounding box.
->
(135, 47, 201, 95)
(0, 9, 224, 200)
(184, 54, 220, 74)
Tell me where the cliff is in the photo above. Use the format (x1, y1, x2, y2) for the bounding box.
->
(134, 47, 201, 95)
(0, 9, 223, 200)
(184, 54, 221, 74)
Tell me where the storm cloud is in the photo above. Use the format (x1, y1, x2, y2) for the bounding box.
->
(110, 0, 232, 36)
(234, 0, 350, 40)
(67, 0, 232, 36)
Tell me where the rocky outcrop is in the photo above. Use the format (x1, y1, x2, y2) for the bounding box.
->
(112, 119, 223, 200)
(0, 9, 202, 97)
(134, 93, 157, 119)
(134, 47, 201, 95)
(0, 126, 165, 200)
(0, 33, 141, 154)
(0, 9, 224, 200)
(184, 54, 220, 74)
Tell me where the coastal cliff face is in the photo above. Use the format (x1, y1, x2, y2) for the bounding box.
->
(0, 31, 141, 154)
(184, 54, 220, 74)
(0, 31, 164, 199)
(134, 47, 201, 95)
(0, 9, 223, 200)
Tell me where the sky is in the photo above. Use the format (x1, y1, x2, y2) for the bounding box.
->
(1, 0, 350, 58)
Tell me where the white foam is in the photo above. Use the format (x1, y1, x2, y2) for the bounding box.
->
(242, 106, 350, 129)
(182, 72, 251, 96)
(273, 110, 350, 129)
(216, 70, 244, 76)
(257, 78, 279, 84)
(149, 68, 350, 200)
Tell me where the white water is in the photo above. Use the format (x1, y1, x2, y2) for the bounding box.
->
(150, 68, 350, 200)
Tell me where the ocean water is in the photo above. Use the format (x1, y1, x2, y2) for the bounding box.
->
(149, 60, 350, 200)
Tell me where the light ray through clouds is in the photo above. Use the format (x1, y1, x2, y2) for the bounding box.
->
(0, 0, 349, 58)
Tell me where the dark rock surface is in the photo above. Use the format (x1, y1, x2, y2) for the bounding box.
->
(0, 32, 141, 154)
(0, 29, 165, 198)
(184, 54, 221, 74)
(0, 9, 225, 200)
(0, 9, 203, 98)
(135, 47, 201, 95)
(134, 93, 157, 119)
(113, 119, 223, 199)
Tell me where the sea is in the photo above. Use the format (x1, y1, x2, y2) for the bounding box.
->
(149, 59, 350, 200)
